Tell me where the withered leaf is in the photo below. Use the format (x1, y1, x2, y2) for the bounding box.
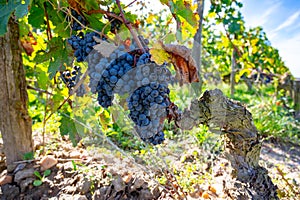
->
(21, 40, 34, 56)
(161, 43, 199, 85)
(93, 40, 117, 57)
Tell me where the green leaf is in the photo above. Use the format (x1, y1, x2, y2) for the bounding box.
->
(174, 1, 197, 26)
(48, 57, 60, 79)
(124, 12, 137, 23)
(34, 171, 42, 179)
(165, 33, 176, 44)
(28, 5, 44, 28)
(228, 21, 241, 33)
(15, 0, 30, 19)
(36, 70, 48, 90)
(18, 18, 30, 36)
(59, 115, 78, 146)
(0, 1, 16, 18)
(72, 160, 77, 171)
(223, 0, 231, 6)
(45, 2, 70, 37)
(84, 0, 99, 10)
(0, 0, 31, 35)
(34, 52, 51, 63)
(43, 169, 51, 177)
(84, 13, 105, 31)
(54, 23, 70, 38)
(0, 14, 10, 36)
(33, 180, 43, 186)
(47, 37, 71, 79)
(53, 93, 64, 110)
(0, 0, 15, 36)
(23, 152, 34, 160)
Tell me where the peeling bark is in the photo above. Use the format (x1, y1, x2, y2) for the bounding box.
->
(178, 89, 278, 199)
(0, 17, 33, 170)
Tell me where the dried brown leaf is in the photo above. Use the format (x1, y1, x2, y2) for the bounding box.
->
(161, 43, 199, 85)
(21, 40, 34, 56)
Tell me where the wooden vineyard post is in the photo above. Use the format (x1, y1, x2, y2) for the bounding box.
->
(178, 89, 278, 199)
(294, 78, 300, 119)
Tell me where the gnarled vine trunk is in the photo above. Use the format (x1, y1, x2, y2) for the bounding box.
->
(178, 89, 278, 199)
(0, 17, 33, 170)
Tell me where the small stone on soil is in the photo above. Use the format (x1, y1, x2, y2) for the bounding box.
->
(40, 155, 58, 171)
(0, 175, 13, 186)
(112, 176, 125, 192)
(20, 177, 35, 193)
(14, 168, 35, 184)
(77, 178, 91, 194)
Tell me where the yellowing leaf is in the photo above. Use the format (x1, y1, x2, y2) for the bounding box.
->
(181, 18, 197, 39)
(245, 62, 255, 69)
(99, 109, 112, 131)
(252, 46, 258, 54)
(267, 58, 274, 65)
(236, 68, 251, 83)
(146, 13, 155, 24)
(221, 35, 229, 48)
(149, 42, 171, 65)
(250, 38, 259, 46)
(207, 12, 216, 18)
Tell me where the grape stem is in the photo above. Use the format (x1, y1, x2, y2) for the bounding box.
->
(124, 0, 138, 9)
(115, 0, 145, 52)
(43, 2, 52, 40)
(87, 9, 123, 22)
(27, 85, 53, 96)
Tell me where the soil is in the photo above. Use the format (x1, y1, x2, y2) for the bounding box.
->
(0, 135, 299, 200)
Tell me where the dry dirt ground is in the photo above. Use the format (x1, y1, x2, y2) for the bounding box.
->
(0, 135, 299, 200)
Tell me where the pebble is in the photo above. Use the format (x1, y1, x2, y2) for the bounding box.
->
(40, 155, 58, 171)
(14, 168, 35, 184)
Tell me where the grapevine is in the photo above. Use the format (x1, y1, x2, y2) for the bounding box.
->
(64, 6, 181, 145)
(87, 37, 179, 145)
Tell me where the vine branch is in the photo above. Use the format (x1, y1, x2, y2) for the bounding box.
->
(27, 85, 53, 96)
(44, 2, 53, 40)
(124, 0, 138, 9)
(115, 0, 145, 52)
(87, 9, 123, 22)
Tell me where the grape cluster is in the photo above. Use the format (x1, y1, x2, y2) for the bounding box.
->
(108, 16, 123, 33)
(95, 52, 173, 108)
(96, 48, 134, 108)
(62, 65, 80, 88)
(114, 61, 173, 96)
(70, 10, 87, 31)
(127, 83, 170, 145)
(87, 44, 128, 94)
(67, 32, 101, 62)
(85, 36, 176, 145)
(61, 66, 86, 97)
(87, 37, 154, 107)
